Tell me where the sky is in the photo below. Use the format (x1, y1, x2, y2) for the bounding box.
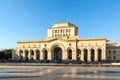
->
(0, 0, 120, 49)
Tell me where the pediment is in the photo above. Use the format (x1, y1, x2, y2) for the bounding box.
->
(47, 38, 67, 42)
(42, 37, 78, 43)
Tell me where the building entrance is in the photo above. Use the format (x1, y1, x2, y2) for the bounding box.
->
(54, 47, 62, 61)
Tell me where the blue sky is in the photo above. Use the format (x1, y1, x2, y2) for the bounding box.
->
(0, 0, 120, 49)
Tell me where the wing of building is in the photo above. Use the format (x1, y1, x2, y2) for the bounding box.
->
(12, 22, 120, 63)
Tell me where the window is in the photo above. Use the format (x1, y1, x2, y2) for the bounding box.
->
(69, 29, 70, 32)
(108, 56, 111, 60)
(60, 29, 62, 33)
(44, 44, 46, 47)
(55, 30, 57, 33)
(69, 43, 71, 46)
(68, 34, 70, 36)
(113, 56, 116, 60)
(66, 29, 68, 32)
(113, 50, 116, 54)
(109, 50, 111, 54)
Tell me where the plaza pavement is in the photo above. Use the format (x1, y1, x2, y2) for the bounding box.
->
(0, 66, 120, 80)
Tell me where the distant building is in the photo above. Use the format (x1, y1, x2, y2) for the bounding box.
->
(12, 22, 120, 62)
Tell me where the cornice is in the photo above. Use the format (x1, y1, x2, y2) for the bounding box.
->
(18, 37, 108, 44)
(78, 38, 107, 41)
(17, 37, 78, 44)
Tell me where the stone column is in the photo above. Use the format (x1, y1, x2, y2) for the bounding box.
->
(87, 50, 91, 62)
(40, 51, 43, 60)
(62, 50, 67, 60)
(23, 51, 26, 60)
(94, 49, 98, 62)
(28, 50, 31, 60)
(17, 50, 20, 60)
(51, 51, 54, 60)
(48, 50, 52, 60)
(38, 49, 41, 60)
(80, 49, 84, 62)
(102, 49, 106, 61)
(72, 51, 77, 60)
(33, 50, 36, 60)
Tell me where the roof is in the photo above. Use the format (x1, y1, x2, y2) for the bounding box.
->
(51, 22, 77, 28)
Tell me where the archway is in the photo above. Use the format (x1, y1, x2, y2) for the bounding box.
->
(54, 47, 62, 61)
(91, 49, 95, 62)
(19, 50, 23, 60)
(77, 49, 81, 60)
(84, 49, 88, 62)
(30, 50, 34, 60)
(67, 49, 72, 60)
(36, 50, 40, 60)
(43, 49, 48, 60)
(98, 49, 102, 62)
(24, 50, 29, 61)
(51, 43, 65, 60)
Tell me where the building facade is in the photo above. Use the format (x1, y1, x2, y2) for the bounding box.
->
(12, 22, 120, 63)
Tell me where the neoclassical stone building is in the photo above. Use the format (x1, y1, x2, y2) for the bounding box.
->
(12, 22, 120, 62)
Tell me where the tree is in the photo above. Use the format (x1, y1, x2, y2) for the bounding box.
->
(0, 49, 12, 60)
(0, 51, 5, 60)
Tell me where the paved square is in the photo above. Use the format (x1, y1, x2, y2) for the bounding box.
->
(0, 66, 120, 80)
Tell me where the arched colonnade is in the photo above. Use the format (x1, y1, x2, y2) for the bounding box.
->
(18, 47, 103, 62)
